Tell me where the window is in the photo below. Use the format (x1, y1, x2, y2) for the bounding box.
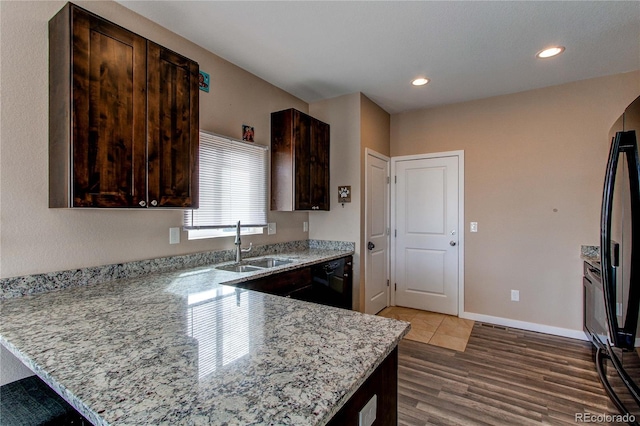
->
(184, 131, 268, 239)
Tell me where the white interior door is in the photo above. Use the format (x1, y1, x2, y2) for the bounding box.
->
(365, 150, 390, 315)
(393, 154, 460, 315)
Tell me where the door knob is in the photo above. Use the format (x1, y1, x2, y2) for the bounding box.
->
(367, 242, 375, 250)
(450, 241, 457, 246)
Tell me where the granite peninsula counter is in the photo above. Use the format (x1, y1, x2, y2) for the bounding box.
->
(0, 249, 410, 425)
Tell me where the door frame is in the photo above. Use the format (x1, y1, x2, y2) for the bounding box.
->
(390, 150, 465, 316)
(364, 148, 391, 314)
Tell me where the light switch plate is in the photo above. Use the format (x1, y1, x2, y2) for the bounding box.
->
(267, 223, 276, 235)
(511, 290, 520, 302)
(470, 222, 478, 233)
(169, 227, 180, 244)
(303, 221, 309, 232)
(358, 394, 376, 426)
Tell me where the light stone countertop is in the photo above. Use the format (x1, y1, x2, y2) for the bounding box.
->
(0, 249, 410, 425)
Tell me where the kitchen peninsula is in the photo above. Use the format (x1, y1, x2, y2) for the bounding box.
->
(0, 247, 409, 425)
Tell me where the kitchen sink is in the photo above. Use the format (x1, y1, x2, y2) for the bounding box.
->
(245, 258, 293, 268)
(215, 264, 264, 273)
(215, 258, 293, 273)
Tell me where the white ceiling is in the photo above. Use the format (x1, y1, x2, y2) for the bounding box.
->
(117, 1, 640, 114)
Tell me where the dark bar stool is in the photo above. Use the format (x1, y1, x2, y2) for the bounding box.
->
(0, 376, 90, 425)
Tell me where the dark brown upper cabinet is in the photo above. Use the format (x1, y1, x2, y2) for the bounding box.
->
(49, 3, 199, 208)
(271, 109, 330, 211)
(147, 42, 199, 208)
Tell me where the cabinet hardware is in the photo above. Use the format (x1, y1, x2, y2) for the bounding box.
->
(150, 200, 158, 207)
(139, 200, 147, 207)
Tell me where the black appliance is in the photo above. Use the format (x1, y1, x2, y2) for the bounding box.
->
(289, 256, 353, 310)
(590, 95, 640, 422)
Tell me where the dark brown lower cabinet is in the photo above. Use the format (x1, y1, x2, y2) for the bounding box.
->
(237, 256, 352, 309)
(236, 267, 312, 297)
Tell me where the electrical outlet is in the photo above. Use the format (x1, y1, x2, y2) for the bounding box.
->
(511, 290, 520, 302)
(303, 221, 309, 232)
(169, 227, 180, 244)
(358, 394, 377, 426)
(470, 222, 478, 233)
(267, 223, 276, 235)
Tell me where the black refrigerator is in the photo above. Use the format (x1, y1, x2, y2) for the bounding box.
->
(596, 95, 640, 421)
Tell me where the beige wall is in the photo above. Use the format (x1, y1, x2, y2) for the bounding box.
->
(0, 0, 309, 278)
(359, 95, 391, 311)
(309, 94, 362, 309)
(361, 94, 391, 158)
(391, 71, 640, 331)
(308, 94, 391, 312)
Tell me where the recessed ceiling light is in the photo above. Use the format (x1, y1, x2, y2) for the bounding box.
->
(412, 77, 430, 86)
(536, 46, 565, 59)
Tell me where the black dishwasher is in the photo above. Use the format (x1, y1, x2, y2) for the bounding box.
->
(288, 256, 353, 310)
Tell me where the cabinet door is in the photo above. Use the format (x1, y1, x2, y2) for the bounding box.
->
(271, 109, 295, 211)
(239, 267, 312, 296)
(147, 43, 199, 208)
(270, 108, 330, 211)
(293, 110, 313, 210)
(310, 118, 330, 210)
(71, 7, 147, 207)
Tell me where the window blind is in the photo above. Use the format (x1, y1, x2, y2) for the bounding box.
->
(184, 131, 268, 229)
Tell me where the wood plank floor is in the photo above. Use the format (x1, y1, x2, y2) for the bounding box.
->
(398, 322, 619, 425)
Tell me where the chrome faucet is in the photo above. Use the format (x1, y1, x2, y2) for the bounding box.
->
(235, 220, 252, 263)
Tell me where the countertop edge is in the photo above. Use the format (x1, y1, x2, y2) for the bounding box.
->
(1, 304, 408, 426)
(318, 324, 410, 424)
(0, 336, 107, 426)
(1, 246, 409, 426)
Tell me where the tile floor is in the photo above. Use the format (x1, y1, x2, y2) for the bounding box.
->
(378, 306, 474, 352)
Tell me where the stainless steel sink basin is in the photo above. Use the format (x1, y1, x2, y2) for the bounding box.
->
(215, 264, 264, 273)
(215, 258, 293, 273)
(245, 258, 293, 268)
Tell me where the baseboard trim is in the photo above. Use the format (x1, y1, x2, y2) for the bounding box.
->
(460, 311, 589, 341)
